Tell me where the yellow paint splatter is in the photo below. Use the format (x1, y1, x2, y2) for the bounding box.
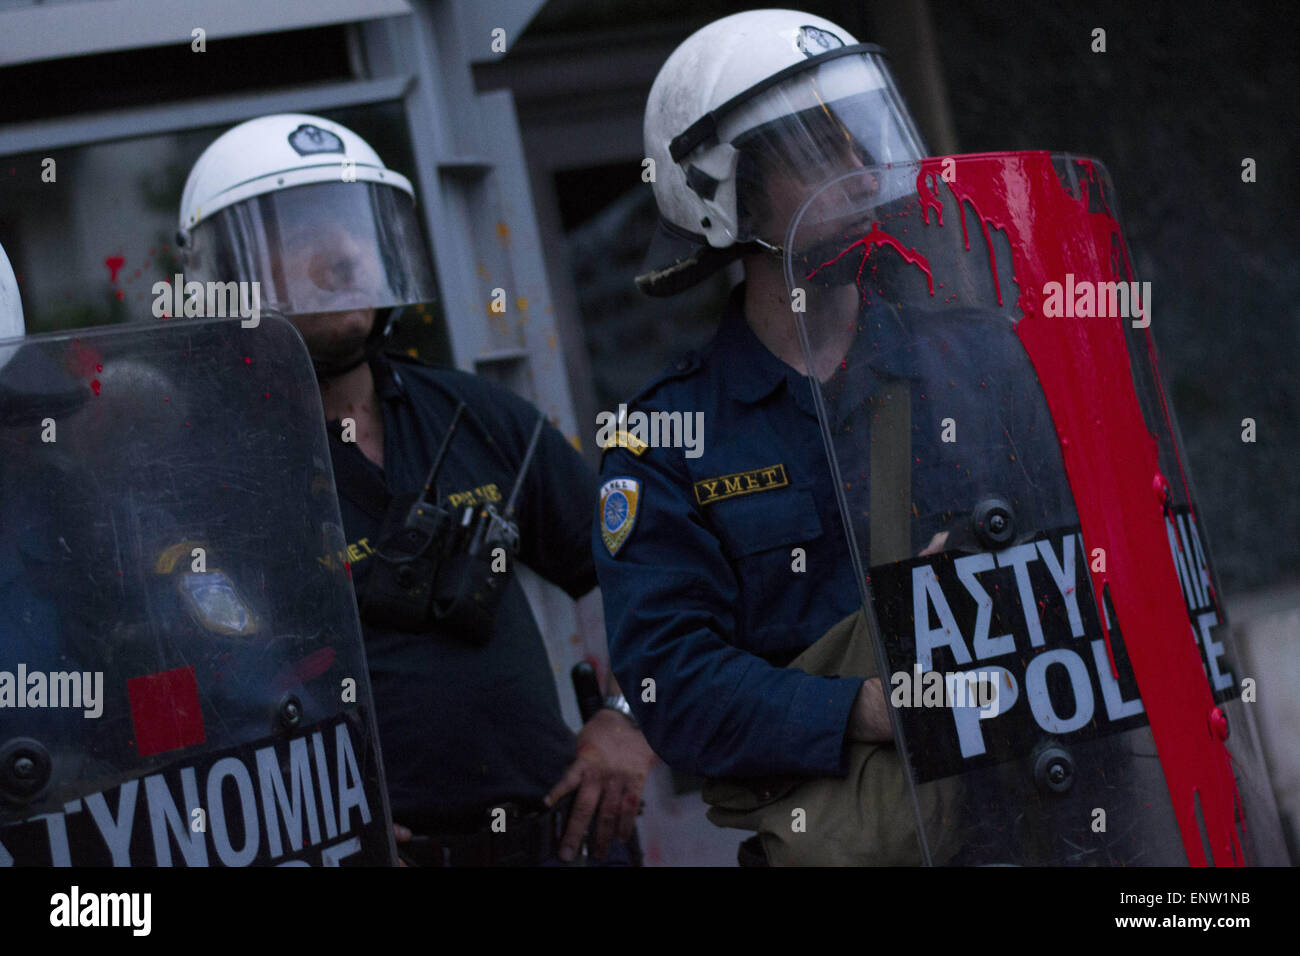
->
(496, 222, 511, 247)
(515, 297, 528, 311)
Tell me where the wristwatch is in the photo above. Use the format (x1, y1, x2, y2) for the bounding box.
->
(602, 693, 639, 730)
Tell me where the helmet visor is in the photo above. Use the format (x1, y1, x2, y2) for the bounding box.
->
(185, 180, 437, 316)
(711, 51, 927, 244)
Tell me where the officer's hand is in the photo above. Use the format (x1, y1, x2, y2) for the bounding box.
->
(546, 709, 656, 862)
(394, 822, 412, 867)
(919, 531, 949, 556)
(849, 677, 893, 743)
(847, 535, 945, 748)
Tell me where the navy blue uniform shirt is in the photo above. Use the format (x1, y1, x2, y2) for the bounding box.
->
(328, 352, 596, 824)
(595, 288, 865, 780)
(594, 285, 1072, 781)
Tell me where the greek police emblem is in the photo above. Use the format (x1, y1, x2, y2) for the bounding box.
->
(600, 477, 641, 556)
(796, 25, 844, 57)
(287, 123, 345, 157)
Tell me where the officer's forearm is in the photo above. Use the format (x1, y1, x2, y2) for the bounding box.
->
(848, 677, 893, 743)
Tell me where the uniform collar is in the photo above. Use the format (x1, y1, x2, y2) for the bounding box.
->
(717, 284, 919, 410)
(369, 351, 410, 404)
(822, 301, 920, 415)
(716, 284, 806, 406)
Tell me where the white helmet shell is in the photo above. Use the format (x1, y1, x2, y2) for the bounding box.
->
(643, 8, 923, 257)
(0, 240, 24, 340)
(178, 113, 415, 237)
(177, 113, 436, 319)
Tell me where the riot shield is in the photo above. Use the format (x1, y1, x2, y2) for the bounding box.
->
(0, 314, 395, 866)
(784, 152, 1288, 865)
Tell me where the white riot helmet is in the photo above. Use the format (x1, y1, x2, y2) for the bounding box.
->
(1, 239, 23, 340)
(639, 9, 927, 295)
(178, 113, 436, 319)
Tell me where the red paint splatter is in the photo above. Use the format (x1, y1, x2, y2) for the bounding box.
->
(805, 222, 935, 298)
(104, 256, 125, 283)
(273, 647, 338, 693)
(90, 379, 101, 396)
(1153, 472, 1170, 503)
(244, 356, 252, 365)
(914, 152, 1243, 866)
(68, 343, 102, 379)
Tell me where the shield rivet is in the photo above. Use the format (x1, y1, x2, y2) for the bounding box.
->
(1033, 744, 1075, 795)
(0, 738, 52, 803)
(278, 694, 303, 730)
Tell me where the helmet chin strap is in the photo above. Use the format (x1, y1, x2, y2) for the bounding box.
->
(724, 223, 784, 258)
(310, 307, 403, 381)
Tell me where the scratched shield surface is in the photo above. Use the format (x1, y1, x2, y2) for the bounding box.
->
(0, 314, 394, 866)
(783, 153, 1287, 865)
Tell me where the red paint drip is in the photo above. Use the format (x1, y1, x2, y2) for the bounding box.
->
(806, 222, 935, 298)
(917, 171, 944, 226)
(918, 152, 1243, 866)
(104, 256, 125, 283)
(90, 379, 101, 396)
(915, 166, 1003, 306)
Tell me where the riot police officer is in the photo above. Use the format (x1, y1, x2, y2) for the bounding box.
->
(594, 9, 938, 865)
(178, 114, 655, 865)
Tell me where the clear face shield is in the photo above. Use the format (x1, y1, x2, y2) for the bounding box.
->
(677, 49, 926, 250)
(184, 180, 438, 318)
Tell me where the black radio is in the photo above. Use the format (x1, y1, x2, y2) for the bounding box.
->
(360, 403, 545, 644)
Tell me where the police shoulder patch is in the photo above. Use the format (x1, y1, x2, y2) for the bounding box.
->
(599, 477, 641, 556)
